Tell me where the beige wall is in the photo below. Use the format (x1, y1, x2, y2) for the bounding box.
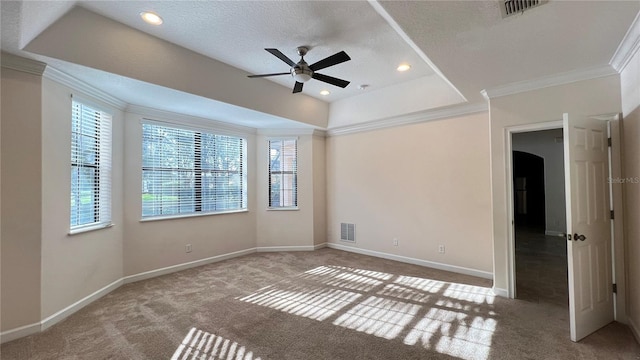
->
(256, 134, 313, 248)
(123, 113, 257, 276)
(40, 78, 124, 319)
(313, 135, 327, 246)
(326, 112, 493, 273)
(489, 75, 622, 292)
(26, 7, 329, 129)
(256, 133, 327, 248)
(1, 68, 43, 331)
(620, 47, 640, 338)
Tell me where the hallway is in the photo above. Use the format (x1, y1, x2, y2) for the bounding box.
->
(515, 227, 569, 307)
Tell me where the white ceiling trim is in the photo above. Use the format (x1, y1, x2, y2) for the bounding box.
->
(257, 128, 326, 137)
(126, 104, 257, 136)
(1, 52, 46, 75)
(43, 66, 127, 110)
(327, 102, 487, 137)
(367, 0, 467, 103)
(480, 64, 617, 100)
(610, 10, 640, 73)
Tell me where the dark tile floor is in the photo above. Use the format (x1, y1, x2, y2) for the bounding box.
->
(515, 226, 569, 306)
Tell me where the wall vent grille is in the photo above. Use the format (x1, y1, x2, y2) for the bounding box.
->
(340, 223, 356, 242)
(501, 0, 548, 18)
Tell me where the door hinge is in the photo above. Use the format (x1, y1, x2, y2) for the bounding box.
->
(610, 210, 615, 220)
(613, 283, 617, 294)
(608, 137, 612, 147)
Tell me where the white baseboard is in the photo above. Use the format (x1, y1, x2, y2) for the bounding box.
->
(123, 248, 256, 284)
(256, 245, 316, 252)
(326, 242, 493, 280)
(1, 278, 124, 344)
(41, 278, 124, 331)
(629, 317, 640, 344)
(492, 287, 509, 298)
(314, 242, 328, 250)
(0, 322, 41, 344)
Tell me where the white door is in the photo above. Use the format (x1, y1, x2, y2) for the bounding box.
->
(563, 113, 614, 342)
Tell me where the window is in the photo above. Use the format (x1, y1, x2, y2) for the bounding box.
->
(142, 122, 247, 218)
(70, 100, 112, 230)
(268, 139, 297, 208)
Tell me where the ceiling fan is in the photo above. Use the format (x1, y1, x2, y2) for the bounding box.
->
(248, 47, 351, 94)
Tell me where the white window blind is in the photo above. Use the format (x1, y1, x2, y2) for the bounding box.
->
(142, 122, 247, 218)
(70, 100, 112, 230)
(268, 139, 297, 208)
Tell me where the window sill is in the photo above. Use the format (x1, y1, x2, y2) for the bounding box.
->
(69, 223, 114, 235)
(267, 207, 299, 211)
(140, 209, 248, 222)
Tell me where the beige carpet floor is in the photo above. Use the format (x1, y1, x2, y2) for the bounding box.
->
(1, 248, 639, 360)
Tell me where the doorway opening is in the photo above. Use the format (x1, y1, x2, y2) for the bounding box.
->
(512, 129, 568, 307)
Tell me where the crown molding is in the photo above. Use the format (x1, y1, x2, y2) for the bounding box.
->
(481, 64, 617, 99)
(0, 52, 46, 75)
(127, 104, 258, 135)
(610, 10, 640, 73)
(327, 102, 488, 137)
(257, 128, 326, 137)
(43, 66, 127, 110)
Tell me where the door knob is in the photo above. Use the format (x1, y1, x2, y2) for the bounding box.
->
(573, 233, 586, 241)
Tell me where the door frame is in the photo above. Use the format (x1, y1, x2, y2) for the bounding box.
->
(503, 114, 626, 323)
(505, 120, 563, 299)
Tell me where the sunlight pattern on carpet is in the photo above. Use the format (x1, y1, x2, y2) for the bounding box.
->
(172, 327, 261, 360)
(332, 296, 420, 339)
(404, 308, 496, 360)
(239, 284, 361, 321)
(238, 265, 497, 360)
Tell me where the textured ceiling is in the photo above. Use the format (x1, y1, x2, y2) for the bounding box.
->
(379, 0, 640, 102)
(77, 0, 435, 102)
(1, 1, 639, 129)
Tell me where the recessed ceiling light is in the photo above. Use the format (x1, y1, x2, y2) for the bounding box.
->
(397, 64, 411, 72)
(140, 12, 163, 25)
(320, 90, 330, 96)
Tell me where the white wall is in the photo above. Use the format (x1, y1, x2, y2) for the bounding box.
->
(489, 75, 622, 293)
(328, 74, 464, 128)
(512, 129, 566, 235)
(326, 112, 493, 274)
(620, 45, 640, 340)
(0, 68, 42, 331)
(40, 78, 124, 320)
(122, 111, 258, 276)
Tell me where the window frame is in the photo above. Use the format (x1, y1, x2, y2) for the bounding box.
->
(69, 98, 113, 234)
(267, 137, 298, 210)
(140, 120, 248, 221)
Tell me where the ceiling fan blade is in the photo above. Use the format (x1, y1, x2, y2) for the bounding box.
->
(309, 51, 351, 71)
(293, 81, 304, 93)
(247, 72, 290, 78)
(265, 48, 296, 67)
(312, 73, 350, 88)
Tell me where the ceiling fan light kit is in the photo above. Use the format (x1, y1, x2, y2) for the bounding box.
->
(248, 46, 351, 94)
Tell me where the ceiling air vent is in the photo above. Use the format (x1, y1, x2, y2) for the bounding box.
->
(340, 223, 356, 242)
(501, 0, 548, 18)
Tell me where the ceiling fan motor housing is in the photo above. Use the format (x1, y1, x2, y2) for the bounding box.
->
(291, 61, 313, 82)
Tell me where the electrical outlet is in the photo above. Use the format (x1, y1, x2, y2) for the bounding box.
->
(438, 245, 445, 254)
(393, 238, 398, 246)
(185, 244, 192, 253)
